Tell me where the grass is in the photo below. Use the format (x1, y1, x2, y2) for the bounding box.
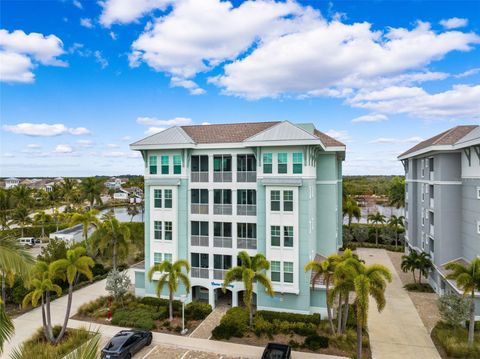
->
(11, 326, 94, 359)
(431, 322, 480, 359)
(403, 283, 435, 293)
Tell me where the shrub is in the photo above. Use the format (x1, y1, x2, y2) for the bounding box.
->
(152, 307, 168, 320)
(291, 322, 317, 336)
(77, 296, 109, 317)
(437, 294, 470, 328)
(91, 263, 109, 277)
(105, 269, 131, 305)
(185, 301, 212, 320)
(139, 296, 182, 313)
(303, 334, 329, 351)
(289, 340, 301, 349)
(404, 283, 435, 293)
(432, 321, 480, 358)
(11, 277, 29, 305)
(256, 310, 321, 325)
(253, 317, 275, 337)
(111, 307, 155, 330)
(212, 307, 249, 340)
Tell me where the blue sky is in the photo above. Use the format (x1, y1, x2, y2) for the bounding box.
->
(1, 0, 479, 177)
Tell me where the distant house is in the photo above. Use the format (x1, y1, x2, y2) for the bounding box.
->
(113, 188, 129, 201)
(49, 223, 96, 245)
(105, 177, 124, 189)
(5, 177, 20, 189)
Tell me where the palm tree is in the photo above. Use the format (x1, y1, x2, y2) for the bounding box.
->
(33, 210, 51, 238)
(340, 257, 392, 359)
(416, 252, 433, 284)
(127, 204, 139, 222)
(11, 185, 33, 209)
(70, 210, 100, 256)
(445, 258, 480, 346)
(223, 251, 274, 326)
(0, 189, 14, 230)
(11, 206, 32, 237)
(80, 177, 104, 208)
(367, 212, 386, 245)
(60, 178, 77, 203)
(401, 251, 419, 283)
(49, 247, 94, 343)
(387, 215, 404, 249)
(95, 213, 131, 270)
(343, 196, 361, 235)
(147, 259, 190, 321)
(304, 254, 339, 334)
(0, 237, 34, 353)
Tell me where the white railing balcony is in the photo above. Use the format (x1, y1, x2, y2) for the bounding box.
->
(213, 172, 232, 182)
(191, 172, 209, 182)
(213, 236, 232, 248)
(429, 171, 435, 181)
(213, 204, 232, 215)
(213, 269, 227, 280)
(191, 204, 209, 215)
(237, 171, 257, 182)
(237, 204, 256, 216)
(237, 237, 257, 250)
(429, 225, 434, 237)
(191, 235, 209, 247)
(429, 198, 434, 208)
(191, 267, 209, 279)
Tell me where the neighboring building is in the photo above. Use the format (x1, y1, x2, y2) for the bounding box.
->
(49, 223, 96, 245)
(398, 125, 480, 319)
(4, 177, 20, 189)
(105, 177, 124, 189)
(113, 188, 130, 201)
(130, 121, 345, 315)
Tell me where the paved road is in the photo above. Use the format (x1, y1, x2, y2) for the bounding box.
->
(357, 248, 441, 359)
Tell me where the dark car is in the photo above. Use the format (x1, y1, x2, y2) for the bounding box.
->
(101, 330, 152, 359)
(261, 343, 292, 359)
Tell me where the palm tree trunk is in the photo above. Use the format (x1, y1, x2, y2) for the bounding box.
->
(375, 227, 379, 246)
(45, 292, 54, 342)
(169, 292, 173, 321)
(113, 240, 117, 271)
(357, 318, 363, 359)
(55, 282, 73, 344)
(412, 269, 417, 284)
(21, 226, 24, 237)
(342, 295, 349, 333)
(395, 227, 398, 249)
(41, 298, 51, 341)
(1, 274, 5, 305)
(325, 280, 336, 335)
(337, 293, 343, 334)
(468, 292, 475, 346)
(418, 270, 422, 284)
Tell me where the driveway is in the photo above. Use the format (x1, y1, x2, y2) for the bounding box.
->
(357, 248, 441, 359)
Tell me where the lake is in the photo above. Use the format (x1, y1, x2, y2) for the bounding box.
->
(98, 206, 144, 222)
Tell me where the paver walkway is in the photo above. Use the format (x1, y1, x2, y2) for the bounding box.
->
(357, 248, 441, 359)
(189, 304, 229, 339)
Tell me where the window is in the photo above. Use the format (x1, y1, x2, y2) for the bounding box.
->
(173, 155, 182, 174)
(283, 191, 293, 211)
(284, 226, 293, 247)
(293, 152, 302, 174)
(154, 252, 162, 264)
(161, 155, 169, 174)
(271, 261, 281, 282)
(191, 189, 209, 204)
(164, 222, 172, 240)
(214, 222, 232, 238)
(237, 154, 256, 172)
(149, 156, 157, 174)
(214, 254, 232, 270)
(237, 189, 256, 205)
(164, 189, 172, 208)
(278, 153, 287, 174)
(429, 157, 434, 171)
(191, 155, 209, 172)
(154, 221, 162, 240)
(271, 190, 280, 211)
(214, 189, 232, 204)
(238, 223, 256, 238)
(164, 253, 172, 263)
(271, 226, 280, 246)
(263, 153, 272, 174)
(213, 155, 232, 172)
(283, 262, 293, 283)
(154, 189, 162, 208)
(191, 253, 209, 268)
(191, 221, 209, 236)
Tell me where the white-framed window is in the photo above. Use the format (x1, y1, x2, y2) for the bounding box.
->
(271, 226, 281, 246)
(154, 221, 162, 240)
(164, 221, 173, 240)
(283, 262, 294, 283)
(283, 191, 293, 211)
(154, 189, 173, 209)
(154, 189, 162, 208)
(271, 190, 280, 211)
(154, 252, 172, 264)
(271, 261, 281, 282)
(164, 189, 173, 208)
(164, 253, 172, 263)
(284, 226, 294, 247)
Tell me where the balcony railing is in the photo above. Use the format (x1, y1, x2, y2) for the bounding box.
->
(191, 267, 209, 279)
(237, 204, 256, 216)
(191, 172, 209, 182)
(430, 224, 434, 237)
(213, 204, 232, 215)
(213, 172, 232, 182)
(213, 236, 232, 248)
(429, 197, 434, 208)
(191, 204, 209, 215)
(237, 171, 257, 182)
(237, 237, 257, 250)
(429, 171, 435, 181)
(191, 235, 209, 247)
(213, 269, 227, 280)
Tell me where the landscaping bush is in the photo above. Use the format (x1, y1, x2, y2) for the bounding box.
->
(252, 317, 318, 337)
(211, 307, 249, 340)
(139, 296, 182, 313)
(437, 294, 470, 329)
(185, 301, 212, 320)
(253, 316, 275, 337)
(404, 283, 435, 293)
(111, 307, 155, 330)
(303, 334, 329, 351)
(256, 310, 321, 325)
(343, 241, 404, 252)
(432, 321, 480, 358)
(77, 296, 109, 317)
(91, 263, 109, 277)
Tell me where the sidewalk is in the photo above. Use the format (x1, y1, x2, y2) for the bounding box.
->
(357, 248, 441, 359)
(188, 304, 228, 339)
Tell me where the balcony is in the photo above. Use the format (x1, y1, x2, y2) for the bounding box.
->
(429, 197, 434, 208)
(237, 204, 256, 216)
(429, 171, 435, 181)
(213, 204, 232, 215)
(191, 204, 209, 215)
(429, 224, 434, 237)
(191, 235, 209, 247)
(237, 237, 257, 250)
(191, 267, 209, 279)
(213, 236, 232, 248)
(213, 269, 227, 280)
(191, 172, 209, 182)
(213, 172, 232, 182)
(237, 171, 257, 182)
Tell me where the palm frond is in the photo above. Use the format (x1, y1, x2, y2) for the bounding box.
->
(0, 305, 14, 354)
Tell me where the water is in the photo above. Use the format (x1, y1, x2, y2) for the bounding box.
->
(98, 206, 144, 222)
(344, 204, 405, 224)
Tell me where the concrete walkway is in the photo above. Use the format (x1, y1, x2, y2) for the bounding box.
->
(357, 248, 441, 359)
(189, 304, 228, 339)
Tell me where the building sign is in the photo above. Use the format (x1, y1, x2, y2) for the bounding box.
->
(211, 281, 234, 289)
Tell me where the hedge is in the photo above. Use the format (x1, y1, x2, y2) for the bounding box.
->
(185, 301, 212, 320)
(211, 307, 249, 340)
(304, 335, 329, 351)
(111, 307, 157, 330)
(256, 310, 321, 325)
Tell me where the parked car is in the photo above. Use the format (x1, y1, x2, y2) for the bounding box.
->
(261, 343, 292, 359)
(17, 237, 36, 247)
(101, 330, 152, 359)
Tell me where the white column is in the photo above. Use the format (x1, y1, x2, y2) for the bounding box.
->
(232, 290, 238, 307)
(209, 287, 216, 309)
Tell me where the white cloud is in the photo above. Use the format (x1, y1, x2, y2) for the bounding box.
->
(455, 67, 480, 78)
(136, 116, 192, 126)
(76, 139, 94, 147)
(440, 17, 468, 29)
(80, 18, 94, 28)
(170, 77, 205, 95)
(109, 31, 117, 40)
(325, 129, 352, 143)
(73, 0, 82, 9)
(351, 114, 388, 123)
(2, 152, 14, 158)
(107, 143, 120, 148)
(27, 143, 41, 148)
(370, 137, 423, 144)
(0, 29, 66, 83)
(54, 144, 73, 153)
(99, 0, 172, 27)
(145, 127, 166, 136)
(94, 50, 108, 68)
(2, 123, 91, 136)
(121, 135, 131, 141)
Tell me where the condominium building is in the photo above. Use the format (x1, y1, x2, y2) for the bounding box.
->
(398, 125, 480, 319)
(130, 121, 345, 315)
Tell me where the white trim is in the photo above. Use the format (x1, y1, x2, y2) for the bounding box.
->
(316, 180, 341, 185)
(257, 305, 310, 315)
(405, 179, 462, 185)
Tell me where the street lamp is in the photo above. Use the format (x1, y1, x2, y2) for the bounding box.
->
(180, 294, 188, 335)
